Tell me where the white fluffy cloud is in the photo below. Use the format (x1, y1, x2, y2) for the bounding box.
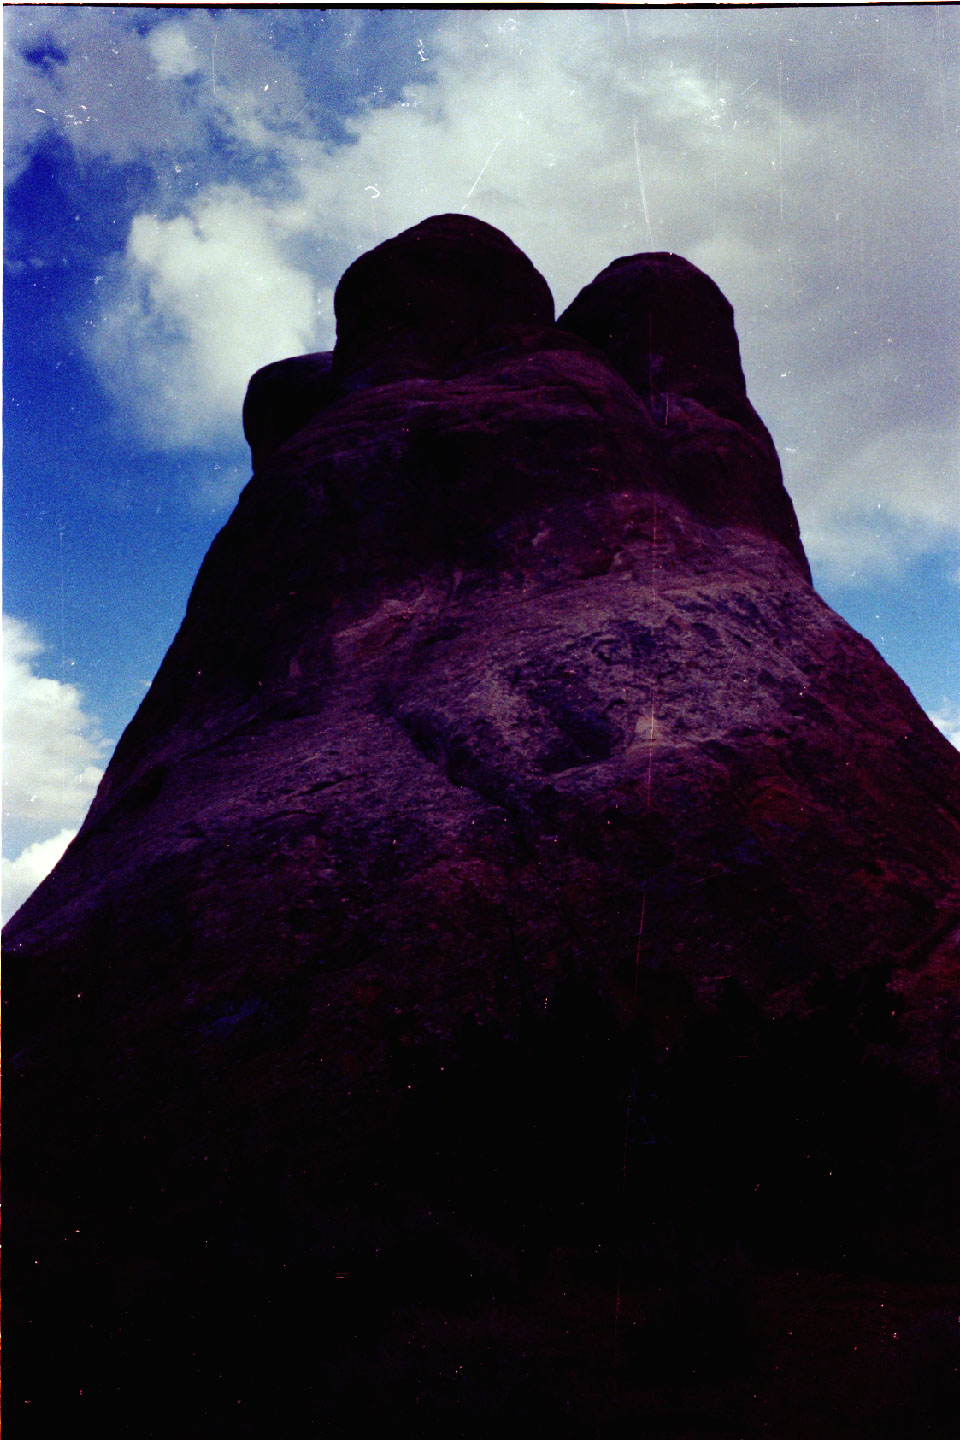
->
(90, 190, 327, 448)
(2, 828, 78, 927)
(2, 616, 109, 920)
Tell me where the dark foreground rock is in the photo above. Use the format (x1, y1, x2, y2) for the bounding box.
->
(7, 216, 960, 1437)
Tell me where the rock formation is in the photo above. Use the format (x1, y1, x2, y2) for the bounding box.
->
(8, 216, 960, 1437)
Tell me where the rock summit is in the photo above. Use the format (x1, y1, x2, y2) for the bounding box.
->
(8, 216, 960, 1436)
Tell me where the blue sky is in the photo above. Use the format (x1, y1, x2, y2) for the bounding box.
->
(4, 5, 959, 918)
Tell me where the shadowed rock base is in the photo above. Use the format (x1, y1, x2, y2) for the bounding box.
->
(7, 216, 960, 1436)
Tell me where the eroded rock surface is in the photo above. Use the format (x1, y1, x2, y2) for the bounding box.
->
(332, 212, 555, 390)
(8, 216, 960, 1437)
(242, 349, 332, 473)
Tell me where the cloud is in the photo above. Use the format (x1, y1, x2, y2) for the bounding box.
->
(63, 10, 820, 442)
(788, 414, 960, 578)
(2, 828, 77, 927)
(2, 617, 109, 915)
(7, 8, 959, 576)
(929, 702, 960, 751)
(2, 6, 315, 182)
(89, 189, 328, 448)
(147, 23, 201, 81)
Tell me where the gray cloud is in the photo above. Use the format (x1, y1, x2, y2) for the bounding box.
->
(3, 6, 316, 180)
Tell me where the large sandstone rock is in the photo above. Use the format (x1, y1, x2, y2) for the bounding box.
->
(242, 349, 332, 473)
(332, 212, 555, 389)
(8, 216, 960, 1437)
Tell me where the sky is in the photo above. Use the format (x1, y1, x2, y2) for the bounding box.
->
(3, 4, 959, 921)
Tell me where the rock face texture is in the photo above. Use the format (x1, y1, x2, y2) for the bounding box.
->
(8, 216, 960, 1437)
